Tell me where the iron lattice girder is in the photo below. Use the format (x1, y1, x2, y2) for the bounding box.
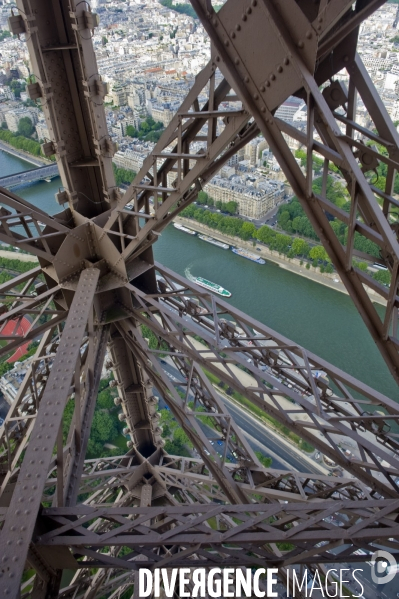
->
(46, 452, 369, 506)
(1, 0, 399, 596)
(33, 500, 399, 568)
(124, 263, 399, 497)
(189, 0, 399, 382)
(0, 268, 100, 596)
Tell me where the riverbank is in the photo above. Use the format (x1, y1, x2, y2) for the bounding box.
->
(175, 216, 386, 307)
(0, 139, 51, 167)
(0, 249, 38, 262)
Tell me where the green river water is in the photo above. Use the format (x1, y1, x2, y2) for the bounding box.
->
(1, 149, 396, 401)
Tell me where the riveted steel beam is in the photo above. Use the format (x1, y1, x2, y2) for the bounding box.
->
(0, 268, 99, 598)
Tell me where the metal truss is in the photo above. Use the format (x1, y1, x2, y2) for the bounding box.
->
(1, 0, 399, 597)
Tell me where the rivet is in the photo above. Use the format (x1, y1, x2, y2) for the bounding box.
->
(247, 7, 252, 14)
(244, 76, 249, 83)
(216, 55, 220, 62)
(266, 81, 270, 87)
(234, 58, 240, 65)
(343, 55, 349, 62)
(254, 93, 259, 100)
(242, 14, 247, 21)
(260, 85, 265, 92)
(277, 65, 283, 73)
(306, 31, 312, 39)
(270, 74, 276, 81)
(12, 557, 18, 562)
(297, 40, 304, 49)
(225, 40, 229, 46)
(231, 31, 236, 38)
(284, 57, 290, 65)
(261, 106, 266, 112)
(212, 18, 218, 26)
(252, 0, 257, 5)
(236, 24, 241, 31)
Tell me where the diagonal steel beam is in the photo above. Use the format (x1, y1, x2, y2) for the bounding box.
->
(190, 0, 399, 384)
(0, 268, 99, 599)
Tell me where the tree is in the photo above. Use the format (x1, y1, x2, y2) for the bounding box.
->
(256, 225, 276, 245)
(309, 245, 330, 263)
(126, 124, 139, 138)
(224, 201, 238, 215)
(274, 233, 292, 254)
(325, 263, 334, 274)
(373, 269, 391, 286)
(102, 36, 108, 45)
(240, 221, 256, 240)
(91, 411, 117, 443)
(291, 237, 309, 256)
(17, 117, 34, 138)
(255, 451, 272, 468)
(197, 191, 208, 205)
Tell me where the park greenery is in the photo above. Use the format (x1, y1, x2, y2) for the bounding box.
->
(126, 116, 164, 143)
(8, 78, 26, 99)
(113, 163, 136, 186)
(62, 374, 127, 459)
(160, 0, 198, 19)
(0, 30, 11, 42)
(159, 408, 192, 456)
(0, 128, 50, 159)
(160, 0, 223, 18)
(180, 200, 391, 284)
(18, 116, 34, 137)
(197, 190, 238, 214)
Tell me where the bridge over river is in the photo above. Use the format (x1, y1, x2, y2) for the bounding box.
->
(0, 164, 59, 189)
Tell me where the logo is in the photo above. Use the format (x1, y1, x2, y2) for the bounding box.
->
(370, 550, 397, 585)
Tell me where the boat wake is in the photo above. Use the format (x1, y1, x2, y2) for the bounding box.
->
(184, 265, 196, 283)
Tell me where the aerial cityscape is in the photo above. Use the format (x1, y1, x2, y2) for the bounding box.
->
(1, 0, 399, 597)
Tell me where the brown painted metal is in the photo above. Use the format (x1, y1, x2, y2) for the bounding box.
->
(0, 0, 399, 597)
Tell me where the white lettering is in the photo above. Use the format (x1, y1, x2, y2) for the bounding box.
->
(267, 568, 278, 598)
(339, 569, 351, 598)
(154, 569, 160, 598)
(192, 568, 207, 598)
(208, 568, 222, 598)
(179, 568, 191, 597)
(292, 570, 308, 597)
(352, 569, 364, 598)
(253, 568, 266, 598)
(325, 569, 338, 598)
(236, 568, 252, 597)
(139, 569, 153, 598)
(161, 569, 178, 598)
(223, 568, 235, 597)
(310, 571, 324, 597)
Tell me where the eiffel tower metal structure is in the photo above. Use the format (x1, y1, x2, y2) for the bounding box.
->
(1, 0, 399, 597)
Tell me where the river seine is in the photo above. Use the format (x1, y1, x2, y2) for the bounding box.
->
(0, 149, 396, 400)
